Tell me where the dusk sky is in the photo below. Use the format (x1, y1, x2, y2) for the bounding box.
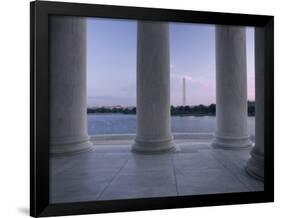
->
(86, 18, 255, 107)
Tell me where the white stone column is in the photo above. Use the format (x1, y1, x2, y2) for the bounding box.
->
(246, 27, 264, 180)
(50, 16, 92, 155)
(132, 21, 175, 153)
(212, 25, 252, 149)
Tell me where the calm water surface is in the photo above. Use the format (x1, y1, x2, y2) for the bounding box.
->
(87, 114, 255, 137)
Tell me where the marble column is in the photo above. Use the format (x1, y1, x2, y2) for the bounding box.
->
(246, 27, 264, 180)
(50, 16, 92, 155)
(132, 21, 175, 153)
(212, 25, 252, 149)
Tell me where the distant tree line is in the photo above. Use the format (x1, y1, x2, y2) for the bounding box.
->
(170, 104, 216, 116)
(248, 101, 255, 116)
(87, 107, 136, 115)
(87, 101, 255, 116)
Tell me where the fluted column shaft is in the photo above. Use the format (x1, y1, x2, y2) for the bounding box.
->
(246, 27, 264, 180)
(212, 25, 252, 149)
(132, 21, 175, 153)
(50, 16, 92, 155)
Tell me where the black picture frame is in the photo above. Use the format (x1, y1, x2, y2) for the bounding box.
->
(30, 1, 274, 217)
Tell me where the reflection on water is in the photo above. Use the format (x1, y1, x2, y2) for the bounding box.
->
(87, 114, 255, 137)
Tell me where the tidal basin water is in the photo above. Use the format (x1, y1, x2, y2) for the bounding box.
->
(87, 114, 255, 137)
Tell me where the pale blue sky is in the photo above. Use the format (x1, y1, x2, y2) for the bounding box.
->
(86, 18, 255, 107)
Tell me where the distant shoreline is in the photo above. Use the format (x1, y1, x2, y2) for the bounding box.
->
(87, 101, 255, 117)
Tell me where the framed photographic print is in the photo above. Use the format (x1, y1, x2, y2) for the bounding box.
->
(30, 1, 274, 217)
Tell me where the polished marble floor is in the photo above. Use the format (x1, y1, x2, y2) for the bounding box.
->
(50, 139, 263, 203)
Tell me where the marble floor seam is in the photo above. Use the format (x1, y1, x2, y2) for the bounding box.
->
(97, 157, 130, 200)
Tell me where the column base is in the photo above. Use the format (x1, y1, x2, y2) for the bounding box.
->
(212, 134, 253, 149)
(51, 136, 93, 156)
(132, 136, 176, 154)
(245, 151, 264, 181)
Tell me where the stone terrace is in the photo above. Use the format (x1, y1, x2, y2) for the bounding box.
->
(50, 138, 263, 203)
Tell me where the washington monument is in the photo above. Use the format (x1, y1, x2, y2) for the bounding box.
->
(182, 77, 186, 106)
